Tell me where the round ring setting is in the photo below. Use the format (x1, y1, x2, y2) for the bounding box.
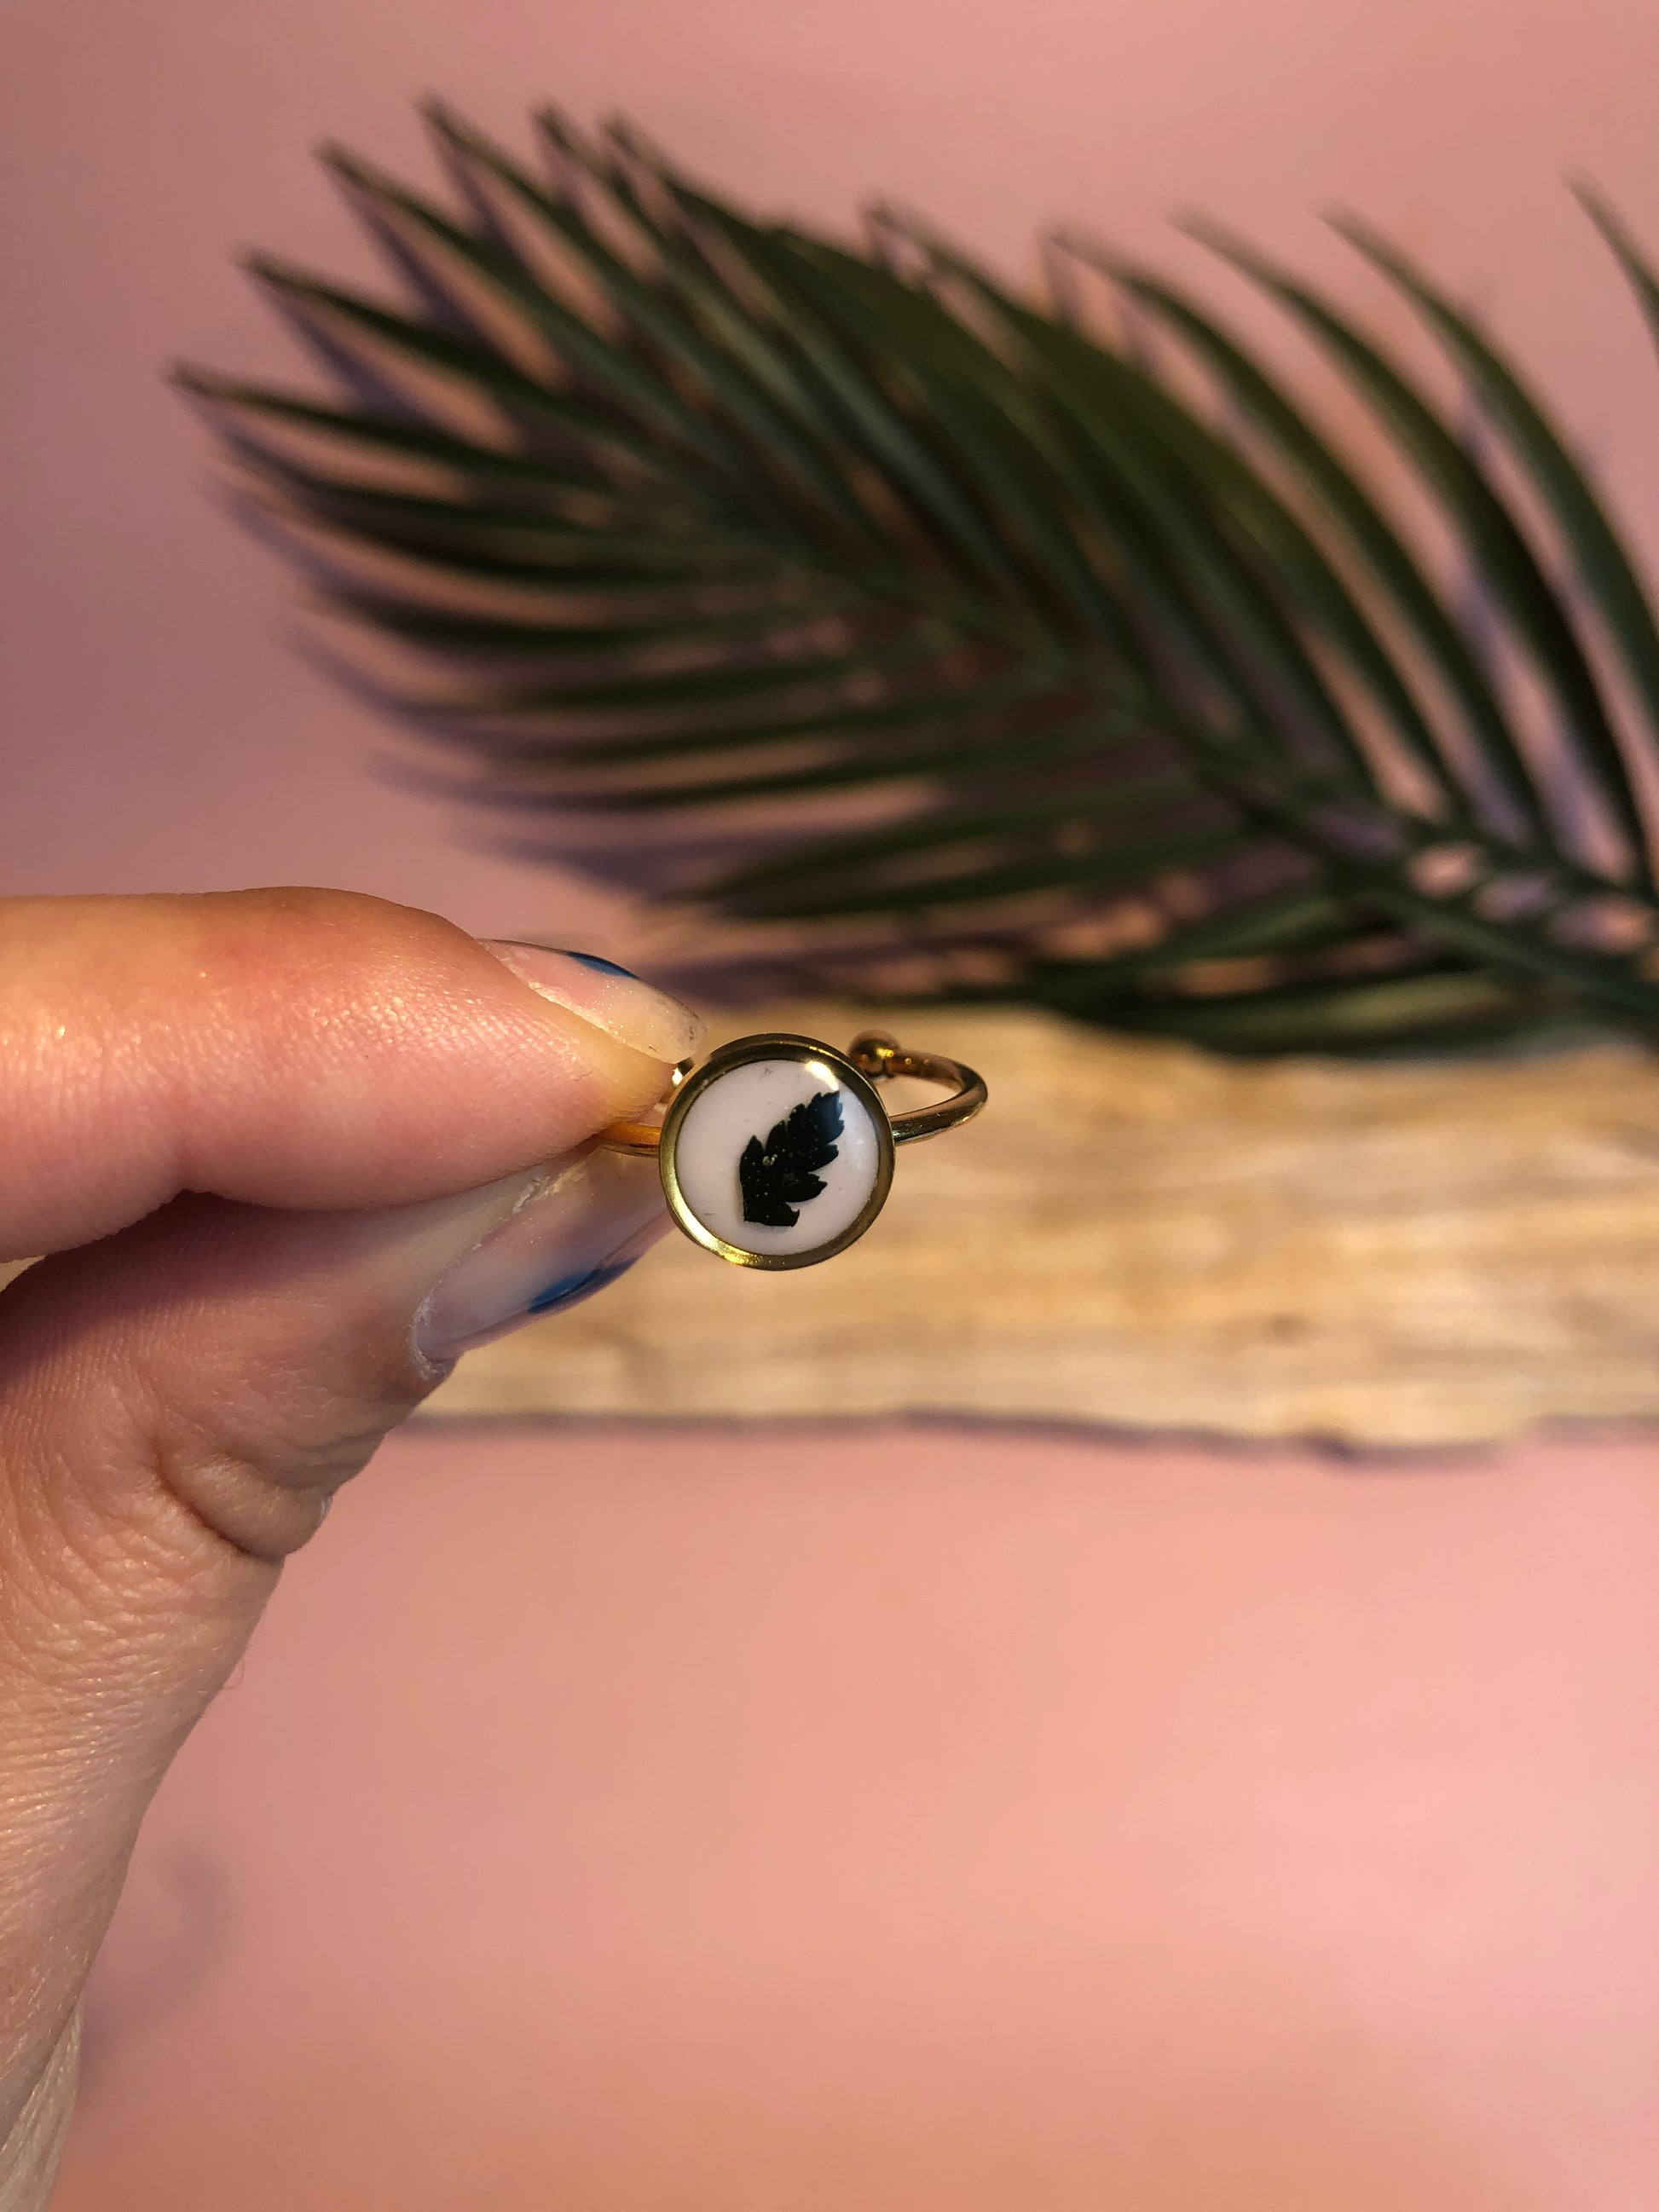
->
(599, 1030, 987, 1270)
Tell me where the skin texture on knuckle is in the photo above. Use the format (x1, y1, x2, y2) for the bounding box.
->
(3, 1261, 431, 1589)
(0, 1401, 272, 1712)
(136, 1386, 407, 1566)
(0, 1201, 431, 1721)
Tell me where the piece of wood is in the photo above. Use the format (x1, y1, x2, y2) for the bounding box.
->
(422, 1006, 1659, 1447)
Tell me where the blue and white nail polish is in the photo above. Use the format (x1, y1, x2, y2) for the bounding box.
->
(416, 1144, 669, 1360)
(482, 942, 703, 1066)
(523, 1212, 668, 1318)
(555, 950, 642, 980)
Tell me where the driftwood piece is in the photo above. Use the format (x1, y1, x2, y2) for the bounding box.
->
(424, 1007, 1659, 1447)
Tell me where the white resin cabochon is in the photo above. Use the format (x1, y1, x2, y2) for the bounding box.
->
(670, 1056, 884, 1259)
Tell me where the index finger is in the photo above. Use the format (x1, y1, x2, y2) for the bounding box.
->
(0, 888, 700, 1258)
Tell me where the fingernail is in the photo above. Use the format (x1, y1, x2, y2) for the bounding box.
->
(416, 1141, 668, 1361)
(483, 942, 704, 1066)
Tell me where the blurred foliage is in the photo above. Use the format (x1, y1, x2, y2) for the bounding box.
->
(182, 107, 1659, 1052)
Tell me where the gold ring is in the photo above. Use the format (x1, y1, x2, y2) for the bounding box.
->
(598, 1030, 988, 1270)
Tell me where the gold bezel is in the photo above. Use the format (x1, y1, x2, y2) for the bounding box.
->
(657, 1033, 896, 1270)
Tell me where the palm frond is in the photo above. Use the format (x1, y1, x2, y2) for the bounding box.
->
(178, 105, 1659, 1052)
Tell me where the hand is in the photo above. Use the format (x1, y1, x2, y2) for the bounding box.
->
(0, 890, 702, 2207)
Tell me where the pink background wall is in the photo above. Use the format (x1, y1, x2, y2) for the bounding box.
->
(6, 0, 1659, 2202)
(51, 1429, 1659, 2209)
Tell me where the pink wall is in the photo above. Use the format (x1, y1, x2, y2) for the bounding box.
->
(51, 1427, 1659, 2209)
(6, 1, 1659, 2202)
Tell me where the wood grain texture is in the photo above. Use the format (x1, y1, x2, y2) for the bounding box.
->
(423, 1008, 1659, 1447)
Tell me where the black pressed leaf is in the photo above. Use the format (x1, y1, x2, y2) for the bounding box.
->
(738, 1089, 844, 1227)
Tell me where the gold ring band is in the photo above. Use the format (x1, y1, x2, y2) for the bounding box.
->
(598, 1030, 987, 1156)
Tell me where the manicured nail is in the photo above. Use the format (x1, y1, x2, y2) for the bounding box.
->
(483, 942, 703, 1066)
(416, 1141, 668, 1361)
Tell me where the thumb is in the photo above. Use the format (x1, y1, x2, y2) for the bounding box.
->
(0, 897, 699, 2198)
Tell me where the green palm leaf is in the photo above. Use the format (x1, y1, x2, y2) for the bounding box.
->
(178, 106, 1659, 1053)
